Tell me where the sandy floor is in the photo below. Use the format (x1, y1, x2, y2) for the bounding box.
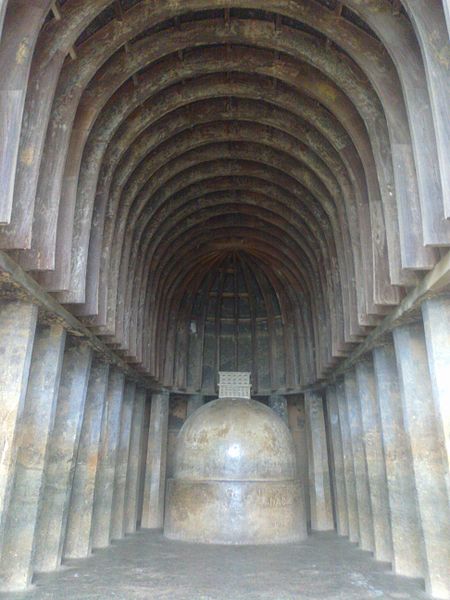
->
(3, 530, 428, 599)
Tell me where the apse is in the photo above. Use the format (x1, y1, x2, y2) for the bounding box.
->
(0, 1, 449, 598)
(171, 250, 303, 394)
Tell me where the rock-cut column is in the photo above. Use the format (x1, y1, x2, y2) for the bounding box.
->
(422, 295, 450, 498)
(287, 397, 310, 524)
(141, 390, 170, 529)
(345, 370, 374, 552)
(0, 324, 65, 591)
(90, 368, 125, 549)
(304, 391, 334, 531)
(326, 385, 348, 536)
(0, 300, 37, 545)
(336, 378, 359, 543)
(136, 399, 152, 529)
(394, 322, 450, 599)
(373, 341, 423, 579)
(63, 360, 109, 559)
(33, 338, 92, 573)
(355, 359, 393, 563)
(124, 388, 147, 535)
(110, 381, 135, 541)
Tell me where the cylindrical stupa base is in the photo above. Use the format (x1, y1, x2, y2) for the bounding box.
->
(164, 478, 307, 544)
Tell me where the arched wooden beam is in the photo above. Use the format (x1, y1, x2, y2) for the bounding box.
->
(136, 204, 336, 376)
(125, 204, 327, 363)
(5, 0, 443, 250)
(114, 164, 369, 349)
(95, 119, 355, 348)
(144, 220, 332, 380)
(125, 184, 345, 359)
(11, 13, 432, 286)
(9, 0, 445, 267)
(0, 0, 112, 247)
(85, 105, 380, 340)
(138, 224, 323, 379)
(0, 0, 52, 223)
(0, 0, 447, 389)
(61, 45, 389, 311)
(46, 80, 363, 302)
(93, 103, 356, 337)
(399, 0, 450, 216)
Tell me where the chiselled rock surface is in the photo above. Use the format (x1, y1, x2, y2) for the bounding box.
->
(164, 397, 306, 544)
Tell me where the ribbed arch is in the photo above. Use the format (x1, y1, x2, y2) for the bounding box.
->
(0, 0, 448, 393)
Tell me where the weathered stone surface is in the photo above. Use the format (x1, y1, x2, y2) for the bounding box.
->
(304, 391, 334, 531)
(326, 385, 348, 537)
(422, 295, 450, 498)
(136, 398, 151, 530)
(373, 341, 423, 579)
(63, 360, 109, 559)
(268, 394, 289, 425)
(394, 322, 450, 599)
(124, 388, 147, 535)
(186, 393, 204, 417)
(356, 359, 392, 564)
(0, 324, 65, 591)
(0, 0, 449, 592)
(33, 338, 92, 573)
(287, 397, 310, 527)
(141, 390, 170, 529)
(90, 368, 124, 549)
(164, 397, 306, 544)
(344, 370, 374, 553)
(0, 300, 37, 547)
(336, 379, 359, 544)
(110, 381, 135, 541)
(165, 479, 306, 545)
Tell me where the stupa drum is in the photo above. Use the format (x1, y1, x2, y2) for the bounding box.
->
(164, 397, 307, 544)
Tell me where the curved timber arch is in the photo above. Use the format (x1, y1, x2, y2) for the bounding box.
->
(0, 0, 448, 392)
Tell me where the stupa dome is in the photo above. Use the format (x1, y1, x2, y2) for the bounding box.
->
(164, 397, 307, 544)
(173, 398, 297, 482)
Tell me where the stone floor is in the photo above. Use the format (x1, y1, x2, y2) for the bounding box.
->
(3, 531, 428, 599)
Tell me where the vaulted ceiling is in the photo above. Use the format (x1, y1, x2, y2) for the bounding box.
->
(0, 0, 448, 392)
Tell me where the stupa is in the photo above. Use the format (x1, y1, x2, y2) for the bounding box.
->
(164, 395, 307, 544)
